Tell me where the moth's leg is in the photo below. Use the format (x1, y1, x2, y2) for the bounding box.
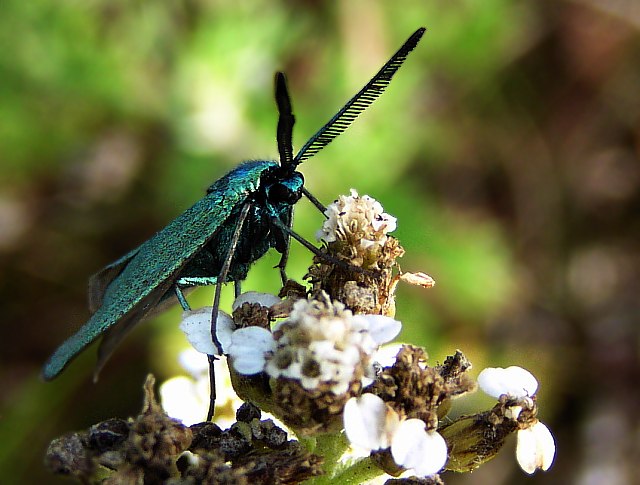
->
(275, 206, 293, 285)
(211, 201, 252, 353)
(205, 201, 252, 421)
(176, 276, 228, 423)
(206, 355, 217, 422)
(176, 276, 219, 287)
(303, 187, 327, 215)
(174, 286, 191, 311)
(269, 216, 379, 278)
(173, 279, 219, 422)
(175, 276, 225, 420)
(234, 281, 242, 299)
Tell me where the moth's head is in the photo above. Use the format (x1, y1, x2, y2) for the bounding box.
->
(263, 168, 304, 206)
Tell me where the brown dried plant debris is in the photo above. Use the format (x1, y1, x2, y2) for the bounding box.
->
(368, 346, 475, 425)
(45, 375, 323, 484)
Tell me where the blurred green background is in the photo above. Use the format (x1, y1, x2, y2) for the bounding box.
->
(1, 0, 639, 483)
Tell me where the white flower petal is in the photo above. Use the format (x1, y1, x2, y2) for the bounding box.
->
(179, 308, 234, 355)
(371, 213, 397, 233)
(478, 366, 539, 398)
(232, 291, 282, 311)
(373, 344, 403, 368)
(215, 313, 236, 352)
(353, 315, 402, 346)
(344, 394, 393, 451)
(391, 419, 448, 476)
(516, 421, 556, 474)
(230, 353, 266, 375)
(228, 327, 276, 374)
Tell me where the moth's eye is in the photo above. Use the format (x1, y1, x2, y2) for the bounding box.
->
(269, 182, 296, 203)
(269, 177, 303, 204)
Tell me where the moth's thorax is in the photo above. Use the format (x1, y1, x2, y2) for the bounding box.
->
(206, 160, 279, 196)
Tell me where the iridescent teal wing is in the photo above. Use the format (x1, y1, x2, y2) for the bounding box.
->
(42, 161, 277, 380)
(88, 246, 142, 313)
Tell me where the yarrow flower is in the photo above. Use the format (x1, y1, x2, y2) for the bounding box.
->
(229, 294, 401, 395)
(343, 393, 448, 477)
(315, 189, 397, 250)
(177, 291, 402, 397)
(477, 365, 539, 399)
(478, 366, 556, 474)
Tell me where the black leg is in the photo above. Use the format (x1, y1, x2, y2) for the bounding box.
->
(206, 355, 217, 421)
(206, 202, 252, 421)
(211, 202, 252, 353)
(275, 206, 293, 285)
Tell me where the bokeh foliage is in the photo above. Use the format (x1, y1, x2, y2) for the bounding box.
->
(1, 1, 639, 483)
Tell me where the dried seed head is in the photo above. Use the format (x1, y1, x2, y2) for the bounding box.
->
(370, 346, 473, 426)
(308, 191, 432, 318)
(126, 375, 193, 469)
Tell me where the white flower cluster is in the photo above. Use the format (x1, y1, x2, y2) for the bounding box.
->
(343, 393, 448, 477)
(178, 292, 402, 395)
(478, 366, 556, 475)
(315, 189, 397, 250)
(178, 291, 282, 358)
(230, 296, 401, 395)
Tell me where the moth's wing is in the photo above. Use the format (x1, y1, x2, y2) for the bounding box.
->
(42, 167, 263, 381)
(94, 281, 198, 380)
(93, 278, 174, 381)
(88, 246, 141, 313)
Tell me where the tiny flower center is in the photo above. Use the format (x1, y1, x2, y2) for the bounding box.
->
(302, 358, 322, 378)
(274, 349, 294, 369)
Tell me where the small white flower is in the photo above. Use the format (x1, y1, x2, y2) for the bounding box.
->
(399, 272, 436, 288)
(228, 326, 276, 374)
(261, 297, 402, 394)
(391, 419, 448, 477)
(315, 189, 397, 249)
(232, 291, 282, 311)
(516, 421, 556, 474)
(343, 394, 447, 477)
(478, 365, 556, 474)
(343, 393, 398, 451)
(477, 366, 538, 398)
(351, 314, 402, 353)
(372, 344, 404, 368)
(179, 307, 235, 355)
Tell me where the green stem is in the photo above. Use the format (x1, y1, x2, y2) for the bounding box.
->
(314, 457, 383, 485)
(314, 432, 350, 469)
(301, 432, 383, 485)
